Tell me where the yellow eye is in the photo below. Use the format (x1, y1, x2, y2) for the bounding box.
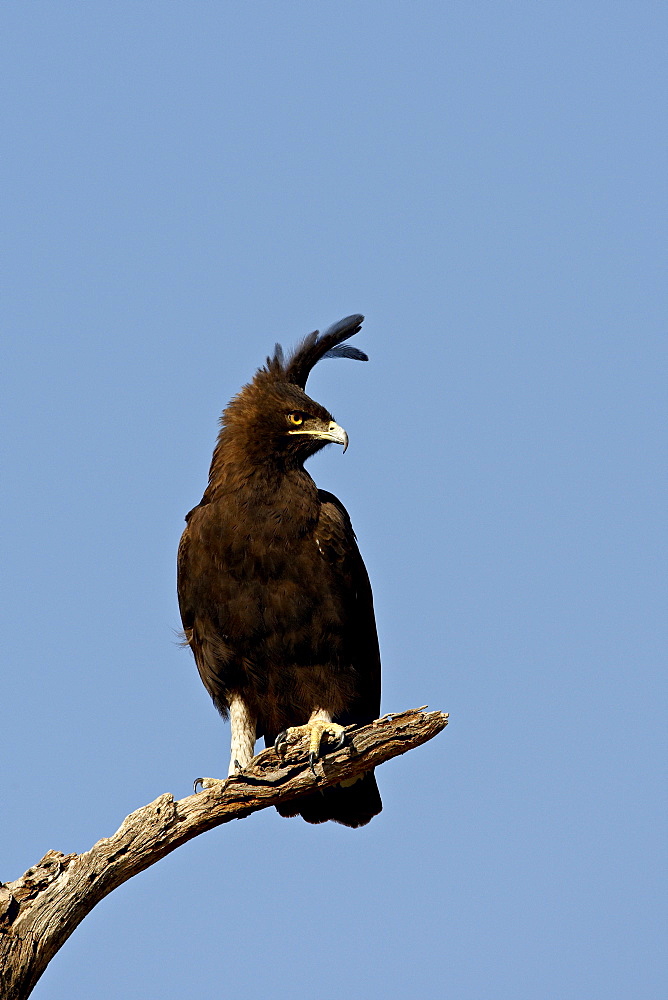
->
(288, 412, 304, 426)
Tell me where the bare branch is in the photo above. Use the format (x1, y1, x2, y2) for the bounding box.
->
(0, 707, 448, 1000)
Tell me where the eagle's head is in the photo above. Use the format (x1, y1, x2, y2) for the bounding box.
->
(211, 315, 367, 481)
(222, 378, 348, 470)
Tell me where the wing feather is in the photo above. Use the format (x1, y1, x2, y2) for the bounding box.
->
(316, 489, 381, 722)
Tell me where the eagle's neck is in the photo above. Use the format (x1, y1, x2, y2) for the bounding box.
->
(203, 445, 319, 525)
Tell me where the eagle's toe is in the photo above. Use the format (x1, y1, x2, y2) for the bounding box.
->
(193, 776, 227, 793)
(275, 716, 347, 773)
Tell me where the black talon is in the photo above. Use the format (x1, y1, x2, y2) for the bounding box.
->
(309, 751, 318, 775)
(332, 730, 347, 751)
(274, 730, 289, 755)
(194, 778, 204, 792)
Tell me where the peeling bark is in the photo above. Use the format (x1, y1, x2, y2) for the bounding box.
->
(0, 707, 448, 999)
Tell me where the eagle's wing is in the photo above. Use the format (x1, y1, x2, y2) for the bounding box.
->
(274, 488, 382, 826)
(316, 489, 381, 723)
(176, 523, 194, 637)
(177, 510, 232, 719)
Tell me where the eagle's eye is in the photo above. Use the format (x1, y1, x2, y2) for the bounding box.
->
(287, 412, 304, 426)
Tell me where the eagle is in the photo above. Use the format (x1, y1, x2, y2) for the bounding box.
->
(177, 315, 382, 827)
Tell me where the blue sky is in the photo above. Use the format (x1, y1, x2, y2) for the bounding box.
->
(3, 4, 665, 998)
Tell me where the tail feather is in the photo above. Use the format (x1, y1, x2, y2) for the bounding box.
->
(276, 770, 381, 828)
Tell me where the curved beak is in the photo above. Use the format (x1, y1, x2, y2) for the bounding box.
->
(322, 420, 349, 453)
(287, 420, 349, 452)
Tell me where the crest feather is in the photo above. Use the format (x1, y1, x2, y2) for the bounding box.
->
(267, 314, 366, 389)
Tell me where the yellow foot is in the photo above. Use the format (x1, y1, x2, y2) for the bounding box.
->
(274, 713, 347, 773)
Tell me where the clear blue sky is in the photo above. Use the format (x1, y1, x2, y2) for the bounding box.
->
(3, 4, 665, 998)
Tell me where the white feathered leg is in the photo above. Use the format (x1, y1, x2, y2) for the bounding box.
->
(194, 694, 257, 793)
(228, 694, 257, 775)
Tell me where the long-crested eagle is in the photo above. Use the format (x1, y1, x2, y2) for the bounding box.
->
(177, 315, 382, 827)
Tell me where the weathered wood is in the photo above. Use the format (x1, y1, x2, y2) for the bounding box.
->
(0, 707, 448, 999)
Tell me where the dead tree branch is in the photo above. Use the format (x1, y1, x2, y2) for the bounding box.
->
(0, 707, 448, 1000)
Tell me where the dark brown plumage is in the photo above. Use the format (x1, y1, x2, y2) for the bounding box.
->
(178, 315, 382, 827)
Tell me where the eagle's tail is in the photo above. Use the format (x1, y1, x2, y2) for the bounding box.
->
(276, 770, 382, 828)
